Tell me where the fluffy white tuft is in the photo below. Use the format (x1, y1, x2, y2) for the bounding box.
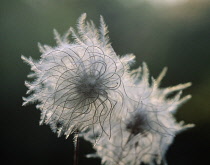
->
(22, 13, 135, 138)
(82, 63, 194, 165)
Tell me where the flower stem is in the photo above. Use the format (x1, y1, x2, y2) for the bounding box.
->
(74, 131, 79, 165)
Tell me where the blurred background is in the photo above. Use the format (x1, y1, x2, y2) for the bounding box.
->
(1, 0, 209, 164)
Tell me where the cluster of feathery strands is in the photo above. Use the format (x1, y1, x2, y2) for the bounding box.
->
(22, 13, 194, 165)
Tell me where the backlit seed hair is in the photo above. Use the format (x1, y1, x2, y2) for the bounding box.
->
(82, 63, 194, 165)
(22, 13, 136, 138)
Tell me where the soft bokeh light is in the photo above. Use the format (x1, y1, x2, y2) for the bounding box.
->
(148, 0, 188, 5)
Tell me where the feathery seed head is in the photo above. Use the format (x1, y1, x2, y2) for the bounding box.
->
(83, 63, 194, 165)
(22, 13, 134, 138)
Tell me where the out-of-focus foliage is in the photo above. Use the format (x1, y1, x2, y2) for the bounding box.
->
(1, 0, 209, 164)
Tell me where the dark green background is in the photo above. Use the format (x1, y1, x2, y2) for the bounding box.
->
(1, 0, 209, 164)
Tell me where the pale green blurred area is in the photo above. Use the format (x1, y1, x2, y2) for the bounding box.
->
(1, 0, 209, 164)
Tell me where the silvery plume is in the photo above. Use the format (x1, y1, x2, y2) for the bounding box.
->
(22, 13, 135, 138)
(83, 63, 194, 165)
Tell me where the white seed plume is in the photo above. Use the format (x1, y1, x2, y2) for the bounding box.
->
(22, 13, 194, 164)
(83, 63, 194, 165)
(22, 13, 135, 138)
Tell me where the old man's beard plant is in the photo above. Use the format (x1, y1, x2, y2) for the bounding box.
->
(22, 13, 194, 164)
(22, 13, 136, 138)
(82, 63, 194, 165)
